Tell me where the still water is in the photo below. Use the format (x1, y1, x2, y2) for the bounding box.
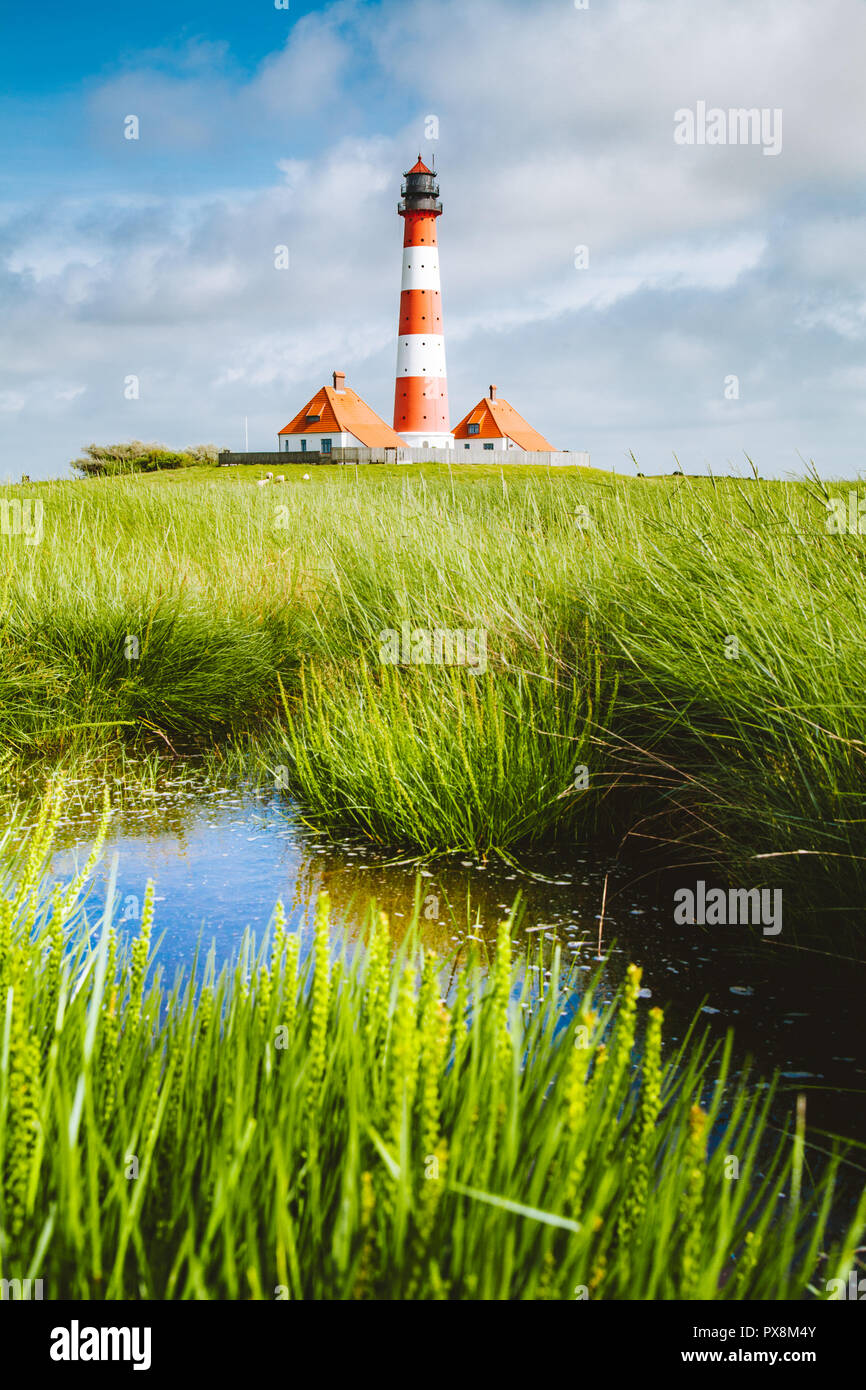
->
(40, 779, 866, 1144)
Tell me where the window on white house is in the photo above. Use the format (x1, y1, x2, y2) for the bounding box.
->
(464, 443, 470, 449)
(300, 440, 307, 453)
(321, 439, 332, 454)
(483, 442, 494, 451)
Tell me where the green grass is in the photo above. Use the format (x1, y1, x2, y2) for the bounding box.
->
(115, 459, 606, 486)
(1, 785, 863, 1300)
(280, 645, 613, 853)
(2, 464, 866, 920)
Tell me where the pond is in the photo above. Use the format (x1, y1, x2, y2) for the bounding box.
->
(36, 778, 866, 1146)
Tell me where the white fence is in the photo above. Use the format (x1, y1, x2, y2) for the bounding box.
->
(391, 447, 588, 467)
(220, 447, 589, 468)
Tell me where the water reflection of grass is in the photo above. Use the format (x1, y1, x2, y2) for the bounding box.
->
(3, 786, 863, 1300)
(7, 771, 594, 964)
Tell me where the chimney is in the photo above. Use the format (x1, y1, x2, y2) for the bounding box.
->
(489, 385, 497, 401)
(333, 370, 346, 392)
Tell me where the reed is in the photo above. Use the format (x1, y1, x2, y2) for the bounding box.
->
(0, 786, 862, 1300)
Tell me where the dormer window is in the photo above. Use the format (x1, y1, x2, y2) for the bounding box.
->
(467, 423, 480, 436)
(305, 414, 321, 425)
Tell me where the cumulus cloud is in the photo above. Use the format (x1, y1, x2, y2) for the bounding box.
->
(1, 0, 866, 478)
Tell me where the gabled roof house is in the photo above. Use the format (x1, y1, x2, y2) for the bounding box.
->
(451, 385, 556, 452)
(278, 371, 407, 453)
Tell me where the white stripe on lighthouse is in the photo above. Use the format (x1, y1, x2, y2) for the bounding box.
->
(395, 335, 447, 379)
(400, 247, 441, 291)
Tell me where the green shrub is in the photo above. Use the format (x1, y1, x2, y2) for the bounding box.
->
(71, 442, 221, 477)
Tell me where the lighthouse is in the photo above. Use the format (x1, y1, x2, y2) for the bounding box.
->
(393, 156, 453, 448)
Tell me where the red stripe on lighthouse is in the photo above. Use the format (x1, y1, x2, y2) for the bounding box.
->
(399, 289, 442, 334)
(394, 378, 450, 434)
(402, 212, 439, 248)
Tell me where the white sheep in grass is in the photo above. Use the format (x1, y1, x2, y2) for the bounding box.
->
(256, 471, 274, 487)
(302, 473, 311, 480)
(275, 475, 285, 483)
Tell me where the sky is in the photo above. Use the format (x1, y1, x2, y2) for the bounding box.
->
(1, 0, 865, 480)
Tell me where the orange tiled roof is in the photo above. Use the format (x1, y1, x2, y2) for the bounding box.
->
(451, 396, 556, 451)
(278, 385, 407, 448)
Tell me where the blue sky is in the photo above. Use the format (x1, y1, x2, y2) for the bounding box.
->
(0, 0, 301, 89)
(2, 0, 865, 479)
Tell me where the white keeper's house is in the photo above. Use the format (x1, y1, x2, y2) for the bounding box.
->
(277, 371, 407, 453)
(451, 385, 557, 453)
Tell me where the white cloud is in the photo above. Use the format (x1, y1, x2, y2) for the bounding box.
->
(2, 0, 866, 477)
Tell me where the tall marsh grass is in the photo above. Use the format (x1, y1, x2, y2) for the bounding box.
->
(2, 467, 865, 915)
(281, 646, 612, 851)
(1, 786, 863, 1299)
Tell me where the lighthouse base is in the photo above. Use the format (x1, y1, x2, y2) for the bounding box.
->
(399, 431, 454, 450)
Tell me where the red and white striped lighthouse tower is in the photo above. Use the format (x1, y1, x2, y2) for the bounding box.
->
(393, 156, 452, 448)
